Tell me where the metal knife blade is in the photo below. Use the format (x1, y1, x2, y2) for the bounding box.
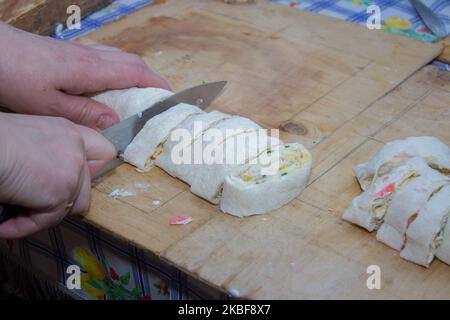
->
(410, 0, 447, 39)
(96, 81, 227, 179)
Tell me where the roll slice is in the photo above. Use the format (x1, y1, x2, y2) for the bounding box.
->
(155, 115, 264, 203)
(343, 157, 427, 232)
(154, 110, 231, 177)
(400, 185, 450, 266)
(376, 158, 449, 251)
(123, 103, 203, 171)
(93, 87, 173, 120)
(188, 133, 281, 204)
(354, 136, 450, 191)
(220, 143, 312, 217)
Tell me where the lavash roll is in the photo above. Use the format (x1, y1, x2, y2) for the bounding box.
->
(354, 136, 450, 191)
(343, 158, 427, 232)
(156, 115, 264, 203)
(401, 185, 450, 267)
(220, 143, 312, 217)
(187, 133, 281, 204)
(436, 216, 450, 265)
(154, 110, 231, 177)
(123, 103, 203, 171)
(376, 158, 449, 251)
(93, 87, 173, 120)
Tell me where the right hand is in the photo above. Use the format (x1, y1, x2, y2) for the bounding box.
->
(0, 113, 116, 239)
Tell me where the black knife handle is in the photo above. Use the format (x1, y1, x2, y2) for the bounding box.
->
(0, 204, 22, 224)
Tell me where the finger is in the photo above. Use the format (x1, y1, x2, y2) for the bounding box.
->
(75, 124, 116, 177)
(75, 60, 171, 92)
(88, 44, 123, 52)
(70, 40, 122, 52)
(54, 92, 120, 130)
(69, 161, 91, 216)
(101, 61, 171, 90)
(0, 208, 63, 239)
(96, 50, 149, 66)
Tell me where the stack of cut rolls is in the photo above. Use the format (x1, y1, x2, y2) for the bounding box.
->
(343, 136, 450, 267)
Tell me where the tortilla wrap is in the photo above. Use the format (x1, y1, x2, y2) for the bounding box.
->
(376, 158, 449, 251)
(401, 185, 450, 266)
(220, 143, 312, 217)
(124, 103, 203, 171)
(343, 157, 429, 232)
(354, 136, 450, 191)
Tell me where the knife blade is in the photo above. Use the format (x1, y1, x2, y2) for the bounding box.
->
(410, 0, 447, 39)
(0, 81, 227, 224)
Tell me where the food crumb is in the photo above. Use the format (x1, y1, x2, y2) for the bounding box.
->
(152, 200, 161, 206)
(108, 189, 136, 198)
(170, 215, 193, 225)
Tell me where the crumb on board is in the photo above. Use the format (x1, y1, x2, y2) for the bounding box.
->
(170, 215, 193, 225)
(108, 183, 150, 199)
(108, 189, 135, 198)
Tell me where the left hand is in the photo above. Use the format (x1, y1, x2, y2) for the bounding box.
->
(0, 22, 170, 131)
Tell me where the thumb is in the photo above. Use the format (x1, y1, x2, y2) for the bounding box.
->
(55, 92, 120, 131)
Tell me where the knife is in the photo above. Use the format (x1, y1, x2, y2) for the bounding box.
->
(410, 0, 447, 39)
(0, 81, 227, 224)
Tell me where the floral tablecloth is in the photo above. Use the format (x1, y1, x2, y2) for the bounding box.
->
(273, 0, 449, 42)
(1, 0, 449, 300)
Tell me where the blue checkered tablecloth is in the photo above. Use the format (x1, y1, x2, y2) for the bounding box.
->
(2, 0, 449, 301)
(273, 0, 449, 42)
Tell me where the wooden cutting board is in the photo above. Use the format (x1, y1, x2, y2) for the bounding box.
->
(0, 0, 112, 35)
(80, 0, 449, 299)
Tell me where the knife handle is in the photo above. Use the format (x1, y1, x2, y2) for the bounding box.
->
(0, 204, 22, 224)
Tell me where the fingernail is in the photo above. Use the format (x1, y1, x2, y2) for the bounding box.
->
(96, 114, 116, 130)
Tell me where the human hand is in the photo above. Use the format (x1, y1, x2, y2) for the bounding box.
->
(0, 22, 170, 130)
(0, 113, 116, 239)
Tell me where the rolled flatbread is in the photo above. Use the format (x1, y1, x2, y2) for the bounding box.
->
(93, 87, 173, 120)
(220, 143, 312, 217)
(156, 115, 265, 203)
(187, 133, 281, 204)
(343, 158, 428, 232)
(354, 136, 450, 191)
(123, 103, 203, 171)
(154, 110, 231, 177)
(401, 185, 450, 266)
(376, 158, 449, 251)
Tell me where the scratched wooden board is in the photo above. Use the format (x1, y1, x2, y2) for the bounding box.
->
(0, 0, 112, 35)
(79, 0, 449, 299)
(438, 36, 450, 64)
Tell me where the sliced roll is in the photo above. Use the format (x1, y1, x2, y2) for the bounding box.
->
(401, 185, 450, 266)
(436, 215, 450, 265)
(376, 158, 449, 251)
(220, 143, 312, 217)
(187, 132, 281, 204)
(123, 103, 203, 171)
(354, 136, 450, 191)
(343, 158, 426, 232)
(154, 110, 231, 177)
(93, 87, 173, 120)
(155, 115, 265, 203)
